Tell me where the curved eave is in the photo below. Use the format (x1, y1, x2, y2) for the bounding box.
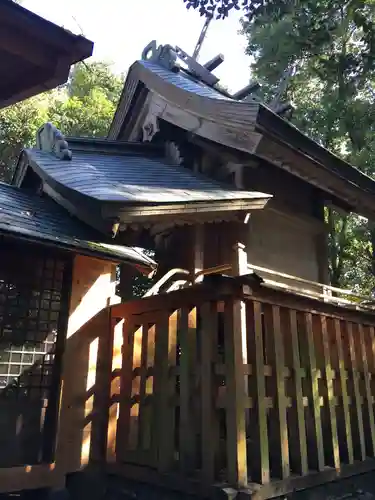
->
(22, 148, 271, 234)
(109, 61, 262, 152)
(0, 227, 156, 276)
(257, 105, 375, 198)
(24, 152, 114, 235)
(109, 61, 375, 219)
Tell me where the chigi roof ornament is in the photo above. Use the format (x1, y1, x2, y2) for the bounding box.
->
(141, 40, 222, 87)
(140, 39, 293, 116)
(36, 122, 72, 160)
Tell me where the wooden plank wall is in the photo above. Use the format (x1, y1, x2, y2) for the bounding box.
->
(55, 255, 119, 474)
(104, 282, 375, 497)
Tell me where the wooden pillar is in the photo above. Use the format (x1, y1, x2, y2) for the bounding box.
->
(192, 224, 204, 283)
(224, 297, 248, 487)
(231, 242, 248, 277)
(316, 228, 330, 285)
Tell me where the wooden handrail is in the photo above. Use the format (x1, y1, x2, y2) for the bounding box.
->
(143, 259, 374, 311)
(247, 262, 368, 301)
(143, 268, 190, 297)
(145, 264, 233, 297)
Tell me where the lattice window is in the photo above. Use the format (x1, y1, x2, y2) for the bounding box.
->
(0, 245, 69, 397)
(0, 241, 71, 467)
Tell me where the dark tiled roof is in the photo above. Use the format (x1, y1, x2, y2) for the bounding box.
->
(139, 60, 231, 101)
(137, 59, 375, 197)
(26, 142, 269, 205)
(0, 182, 156, 272)
(107, 56, 375, 220)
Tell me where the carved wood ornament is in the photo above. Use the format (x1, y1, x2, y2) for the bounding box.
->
(36, 122, 72, 160)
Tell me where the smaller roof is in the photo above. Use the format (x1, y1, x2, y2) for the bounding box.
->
(0, 0, 93, 108)
(0, 182, 156, 275)
(15, 125, 271, 234)
(27, 140, 267, 204)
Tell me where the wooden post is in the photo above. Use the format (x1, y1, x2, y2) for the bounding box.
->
(224, 297, 248, 488)
(347, 322, 366, 460)
(289, 310, 308, 475)
(231, 242, 249, 431)
(360, 325, 375, 456)
(247, 301, 270, 484)
(305, 312, 325, 471)
(334, 319, 354, 464)
(200, 302, 219, 484)
(179, 306, 197, 473)
(231, 242, 248, 277)
(192, 224, 204, 283)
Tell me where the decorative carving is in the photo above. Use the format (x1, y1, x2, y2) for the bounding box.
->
(142, 112, 160, 142)
(36, 122, 72, 160)
(141, 40, 219, 87)
(215, 161, 245, 189)
(142, 40, 178, 71)
(165, 141, 183, 166)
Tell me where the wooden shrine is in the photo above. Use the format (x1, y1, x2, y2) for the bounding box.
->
(4, 37, 375, 500)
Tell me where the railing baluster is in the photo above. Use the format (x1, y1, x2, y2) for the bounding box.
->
(137, 323, 149, 449)
(117, 320, 135, 459)
(107, 318, 124, 462)
(347, 322, 366, 461)
(137, 323, 156, 451)
(200, 301, 219, 483)
(128, 324, 143, 451)
(320, 316, 340, 469)
(305, 312, 324, 471)
(334, 319, 354, 464)
(271, 305, 290, 479)
(155, 311, 178, 472)
(289, 309, 308, 475)
(358, 324, 375, 456)
(224, 297, 248, 487)
(247, 300, 269, 484)
(179, 306, 197, 474)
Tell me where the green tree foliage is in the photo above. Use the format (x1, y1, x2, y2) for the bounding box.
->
(240, 0, 375, 293)
(0, 95, 50, 182)
(0, 60, 153, 298)
(0, 61, 123, 181)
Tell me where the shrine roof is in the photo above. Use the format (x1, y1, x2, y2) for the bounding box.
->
(26, 138, 267, 204)
(0, 182, 156, 274)
(108, 43, 375, 219)
(13, 128, 270, 235)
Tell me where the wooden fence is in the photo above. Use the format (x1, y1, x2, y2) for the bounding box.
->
(98, 277, 375, 498)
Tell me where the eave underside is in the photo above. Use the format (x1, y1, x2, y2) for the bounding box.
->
(0, 0, 93, 108)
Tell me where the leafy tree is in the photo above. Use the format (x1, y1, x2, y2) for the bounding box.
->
(49, 62, 124, 138)
(0, 60, 153, 298)
(240, 0, 375, 293)
(0, 95, 50, 182)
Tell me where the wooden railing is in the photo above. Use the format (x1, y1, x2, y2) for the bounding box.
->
(98, 277, 375, 498)
(145, 262, 375, 312)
